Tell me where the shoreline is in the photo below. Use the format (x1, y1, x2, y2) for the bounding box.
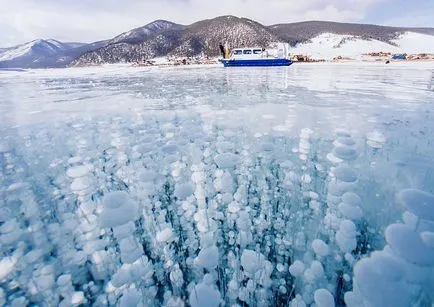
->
(2, 60, 434, 74)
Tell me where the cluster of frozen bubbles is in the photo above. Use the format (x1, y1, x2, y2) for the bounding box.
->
(0, 111, 433, 307)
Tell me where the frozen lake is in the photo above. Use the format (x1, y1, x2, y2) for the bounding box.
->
(1, 63, 434, 306)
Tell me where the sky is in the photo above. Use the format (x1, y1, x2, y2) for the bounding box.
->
(0, 0, 433, 47)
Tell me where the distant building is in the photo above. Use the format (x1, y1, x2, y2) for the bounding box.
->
(391, 54, 407, 60)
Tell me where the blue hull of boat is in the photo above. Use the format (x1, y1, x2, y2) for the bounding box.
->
(221, 58, 292, 67)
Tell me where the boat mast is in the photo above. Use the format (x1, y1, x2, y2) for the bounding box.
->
(224, 42, 230, 59)
(284, 43, 288, 59)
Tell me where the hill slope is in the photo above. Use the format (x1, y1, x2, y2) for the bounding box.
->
(109, 20, 183, 45)
(2, 16, 434, 68)
(72, 17, 434, 66)
(0, 39, 109, 69)
(270, 21, 434, 46)
(288, 32, 434, 60)
(0, 39, 81, 68)
(0, 20, 182, 68)
(72, 16, 279, 65)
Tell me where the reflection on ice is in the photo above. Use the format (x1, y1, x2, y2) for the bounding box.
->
(0, 63, 434, 306)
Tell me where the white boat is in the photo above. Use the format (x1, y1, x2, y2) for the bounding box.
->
(220, 46, 292, 67)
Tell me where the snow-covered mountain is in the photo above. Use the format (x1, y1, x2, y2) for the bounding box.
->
(270, 20, 434, 46)
(0, 39, 89, 68)
(0, 39, 68, 62)
(0, 20, 182, 68)
(109, 20, 183, 44)
(2, 17, 434, 68)
(72, 17, 434, 66)
(72, 16, 278, 66)
(289, 32, 434, 60)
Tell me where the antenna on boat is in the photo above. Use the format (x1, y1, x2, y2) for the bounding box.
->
(219, 43, 225, 59)
(283, 43, 288, 59)
(224, 42, 230, 59)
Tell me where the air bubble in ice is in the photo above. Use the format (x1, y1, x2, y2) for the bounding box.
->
(333, 166, 358, 183)
(312, 239, 330, 257)
(99, 192, 139, 228)
(214, 153, 240, 169)
(332, 146, 357, 161)
(314, 289, 335, 307)
(385, 223, 434, 266)
(397, 189, 434, 221)
(66, 164, 91, 178)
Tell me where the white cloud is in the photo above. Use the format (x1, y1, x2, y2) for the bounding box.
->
(383, 10, 434, 28)
(0, 0, 385, 46)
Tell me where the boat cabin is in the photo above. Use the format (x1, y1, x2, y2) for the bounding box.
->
(229, 48, 266, 59)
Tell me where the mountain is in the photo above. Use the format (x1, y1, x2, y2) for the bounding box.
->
(2, 16, 434, 68)
(72, 16, 280, 65)
(288, 32, 434, 60)
(0, 39, 68, 62)
(71, 16, 434, 66)
(169, 16, 277, 56)
(0, 20, 183, 68)
(109, 20, 183, 44)
(0, 39, 89, 68)
(0, 37, 116, 68)
(0, 39, 79, 68)
(63, 42, 87, 48)
(270, 21, 434, 46)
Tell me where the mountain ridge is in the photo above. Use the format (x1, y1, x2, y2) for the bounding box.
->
(270, 20, 434, 45)
(1, 16, 434, 68)
(109, 20, 184, 45)
(72, 17, 434, 66)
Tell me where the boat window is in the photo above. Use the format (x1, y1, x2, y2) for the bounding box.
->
(253, 49, 262, 54)
(243, 50, 252, 55)
(233, 50, 243, 55)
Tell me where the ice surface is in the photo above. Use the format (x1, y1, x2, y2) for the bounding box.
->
(70, 291, 86, 306)
(385, 223, 434, 266)
(338, 202, 363, 220)
(352, 256, 413, 307)
(195, 245, 219, 270)
(99, 191, 139, 228)
(289, 260, 305, 277)
(341, 192, 362, 207)
(189, 281, 221, 307)
(331, 146, 357, 161)
(1, 63, 434, 306)
(312, 239, 330, 257)
(420, 231, 434, 247)
(174, 183, 194, 199)
(333, 166, 358, 183)
(241, 249, 266, 275)
(314, 289, 335, 307)
(66, 164, 91, 178)
(397, 189, 434, 221)
(156, 227, 173, 243)
(119, 288, 141, 307)
(366, 130, 386, 148)
(336, 220, 357, 253)
(0, 256, 17, 280)
(214, 152, 240, 169)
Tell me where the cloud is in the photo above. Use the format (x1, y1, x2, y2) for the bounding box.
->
(0, 0, 385, 46)
(385, 14, 434, 28)
(366, 0, 434, 28)
(382, 8, 434, 28)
